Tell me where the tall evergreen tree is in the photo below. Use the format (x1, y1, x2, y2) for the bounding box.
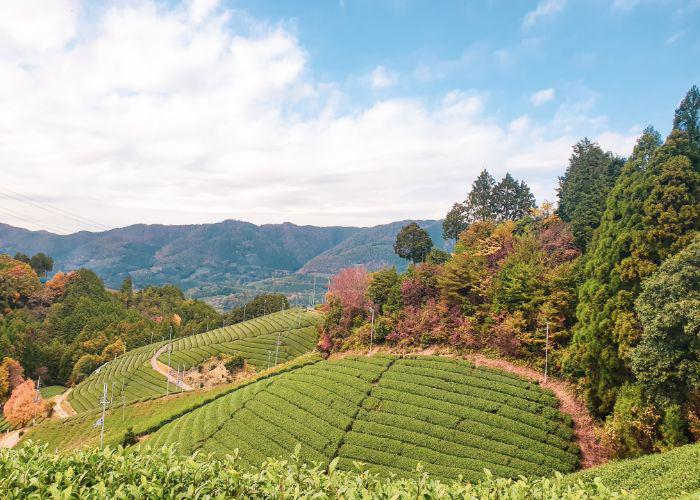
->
(492, 173, 536, 221)
(557, 139, 623, 251)
(466, 169, 496, 222)
(492, 173, 518, 220)
(564, 127, 661, 415)
(442, 202, 469, 241)
(516, 179, 537, 218)
(673, 85, 700, 150)
(565, 115, 700, 416)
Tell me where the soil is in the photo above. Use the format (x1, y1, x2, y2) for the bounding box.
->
(182, 358, 256, 391)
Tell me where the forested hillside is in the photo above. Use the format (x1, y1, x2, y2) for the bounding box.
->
(0, 219, 445, 305)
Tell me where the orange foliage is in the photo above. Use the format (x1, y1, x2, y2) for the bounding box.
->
(1, 357, 25, 391)
(3, 379, 47, 427)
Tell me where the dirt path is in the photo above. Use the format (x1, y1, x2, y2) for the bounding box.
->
(52, 388, 76, 419)
(151, 345, 194, 391)
(464, 353, 609, 469)
(0, 429, 22, 449)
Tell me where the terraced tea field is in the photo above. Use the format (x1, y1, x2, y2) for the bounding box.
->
(157, 308, 318, 371)
(145, 355, 578, 481)
(68, 310, 319, 413)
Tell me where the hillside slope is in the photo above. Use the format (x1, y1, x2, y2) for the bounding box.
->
(0, 219, 445, 302)
(68, 310, 319, 413)
(298, 220, 445, 274)
(564, 442, 700, 498)
(0, 221, 357, 292)
(144, 355, 578, 481)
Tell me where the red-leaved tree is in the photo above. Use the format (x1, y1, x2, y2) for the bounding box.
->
(327, 266, 370, 319)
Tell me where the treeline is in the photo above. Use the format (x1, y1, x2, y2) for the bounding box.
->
(0, 254, 290, 403)
(318, 85, 700, 459)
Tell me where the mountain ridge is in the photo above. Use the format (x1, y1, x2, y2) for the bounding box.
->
(0, 218, 444, 304)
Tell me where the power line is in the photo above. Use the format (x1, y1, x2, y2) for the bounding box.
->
(0, 187, 109, 231)
(0, 206, 74, 234)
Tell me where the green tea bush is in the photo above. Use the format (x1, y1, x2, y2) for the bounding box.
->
(145, 355, 578, 480)
(0, 444, 632, 499)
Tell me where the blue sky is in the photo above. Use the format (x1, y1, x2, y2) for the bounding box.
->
(241, 0, 698, 132)
(0, 0, 698, 233)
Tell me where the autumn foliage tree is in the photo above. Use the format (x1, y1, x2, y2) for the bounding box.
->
(3, 379, 47, 427)
(327, 266, 371, 315)
(0, 255, 41, 314)
(0, 357, 25, 401)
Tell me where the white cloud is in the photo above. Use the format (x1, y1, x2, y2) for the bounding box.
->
(0, 1, 637, 233)
(523, 0, 566, 28)
(530, 88, 556, 106)
(0, 0, 78, 54)
(369, 65, 399, 89)
(188, 0, 220, 24)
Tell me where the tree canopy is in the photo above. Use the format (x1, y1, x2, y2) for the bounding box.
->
(557, 139, 623, 251)
(442, 169, 536, 241)
(394, 222, 433, 263)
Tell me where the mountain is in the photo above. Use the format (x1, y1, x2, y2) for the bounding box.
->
(0, 219, 444, 306)
(299, 220, 445, 274)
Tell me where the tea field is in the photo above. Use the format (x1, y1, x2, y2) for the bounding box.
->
(145, 354, 579, 482)
(68, 309, 319, 413)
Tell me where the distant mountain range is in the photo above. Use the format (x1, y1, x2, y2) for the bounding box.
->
(0, 219, 445, 308)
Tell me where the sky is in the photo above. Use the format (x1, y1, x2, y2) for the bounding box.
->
(1, 0, 698, 234)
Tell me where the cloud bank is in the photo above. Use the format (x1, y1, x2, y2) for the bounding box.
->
(0, 0, 637, 233)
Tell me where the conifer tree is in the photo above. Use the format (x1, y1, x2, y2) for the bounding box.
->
(466, 169, 496, 221)
(673, 84, 700, 150)
(557, 139, 623, 251)
(566, 111, 700, 415)
(564, 127, 661, 414)
(442, 202, 469, 241)
(492, 174, 536, 221)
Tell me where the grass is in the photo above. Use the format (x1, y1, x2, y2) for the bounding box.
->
(67, 309, 319, 413)
(39, 385, 67, 399)
(563, 442, 700, 499)
(143, 354, 578, 482)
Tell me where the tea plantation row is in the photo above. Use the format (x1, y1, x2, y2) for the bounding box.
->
(145, 354, 579, 481)
(68, 310, 319, 413)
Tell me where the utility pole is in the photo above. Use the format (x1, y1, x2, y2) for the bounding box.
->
(98, 383, 108, 450)
(274, 328, 282, 366)
(369, 307, 375, 354)
(32, 376, 42, 426)
(243, 303, 247, 322)
(312, 276, 316, 307)
(544, 322, 550, 384)
(166, 326, 172, 396)
(267, 350, 272, 370)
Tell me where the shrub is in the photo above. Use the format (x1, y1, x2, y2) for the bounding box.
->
(224, 355, 245, 374)
(122, 427, 138, 447)
(0, 444, 637, 498)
